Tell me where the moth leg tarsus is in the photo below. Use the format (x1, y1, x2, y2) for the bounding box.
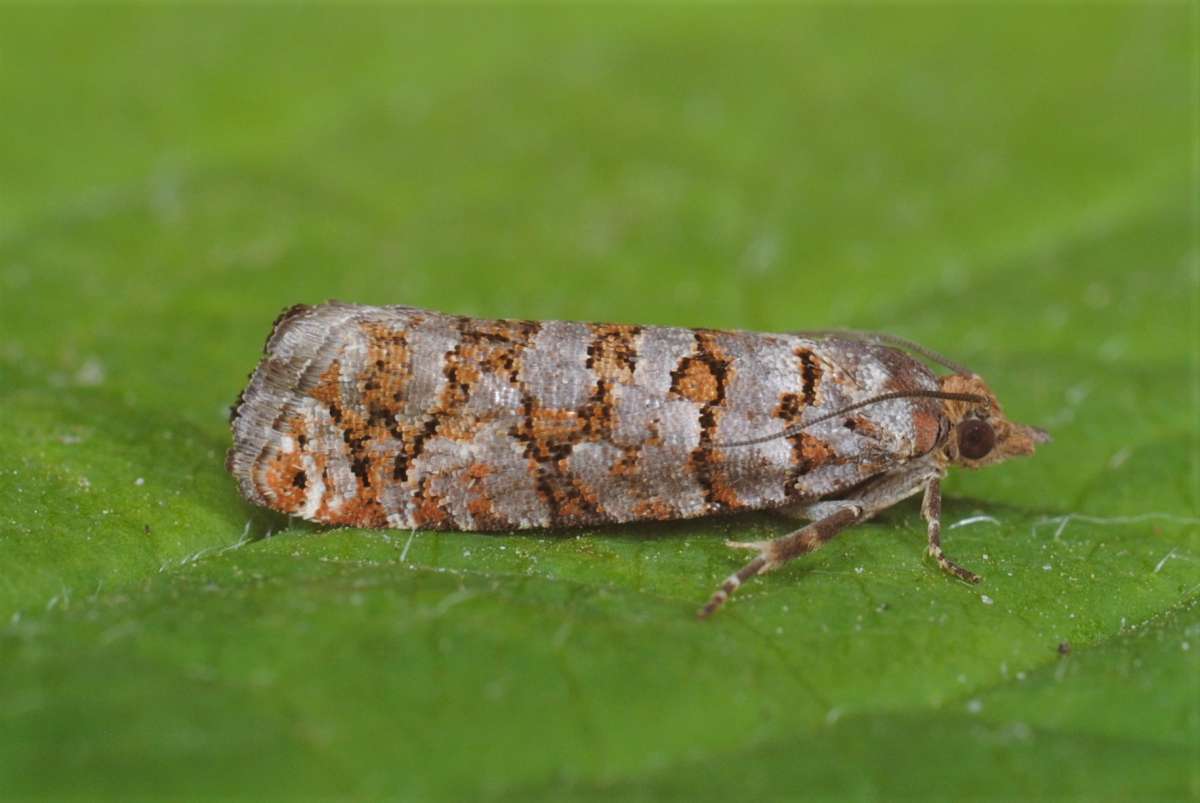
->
(698, 506, 862, 619)
(922, 477, 982, 584)
(698, 555, 770, 620)
(927, 544, 983, 584)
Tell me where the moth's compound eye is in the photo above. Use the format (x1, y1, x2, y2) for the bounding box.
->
(957, 419, 996, 460)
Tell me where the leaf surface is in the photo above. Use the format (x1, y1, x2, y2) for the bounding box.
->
(1, 5, 1194, 801)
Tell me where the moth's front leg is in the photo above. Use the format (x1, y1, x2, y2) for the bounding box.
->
(922, 477, 981, 584)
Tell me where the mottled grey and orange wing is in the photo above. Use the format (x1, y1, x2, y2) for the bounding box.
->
(228, 303, 944, 531)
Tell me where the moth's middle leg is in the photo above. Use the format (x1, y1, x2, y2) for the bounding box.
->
(698, 505, 863, 619)
(774, 499, 862, 523)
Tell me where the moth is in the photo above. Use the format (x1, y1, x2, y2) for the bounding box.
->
(228, 302, 1049, 617)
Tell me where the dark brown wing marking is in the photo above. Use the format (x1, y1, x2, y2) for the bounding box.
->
(671, 330, 737, 511)
(776, 347, 828, 491)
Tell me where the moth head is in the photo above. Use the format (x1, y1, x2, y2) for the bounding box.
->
(939, 373, 1049, 469)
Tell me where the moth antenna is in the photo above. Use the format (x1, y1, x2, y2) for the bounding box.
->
(790, 329, 972, 376)
(717, 390, 987, 449)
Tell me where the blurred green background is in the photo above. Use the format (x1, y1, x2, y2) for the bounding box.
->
(0, 4, 1195, 802)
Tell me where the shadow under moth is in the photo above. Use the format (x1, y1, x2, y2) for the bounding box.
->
(228, 303, 1048, 617)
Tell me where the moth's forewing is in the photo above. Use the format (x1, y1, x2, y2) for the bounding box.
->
(229, 304, 945, 531)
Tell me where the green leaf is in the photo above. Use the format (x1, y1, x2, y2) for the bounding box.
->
(1, 4, 1195, 801)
